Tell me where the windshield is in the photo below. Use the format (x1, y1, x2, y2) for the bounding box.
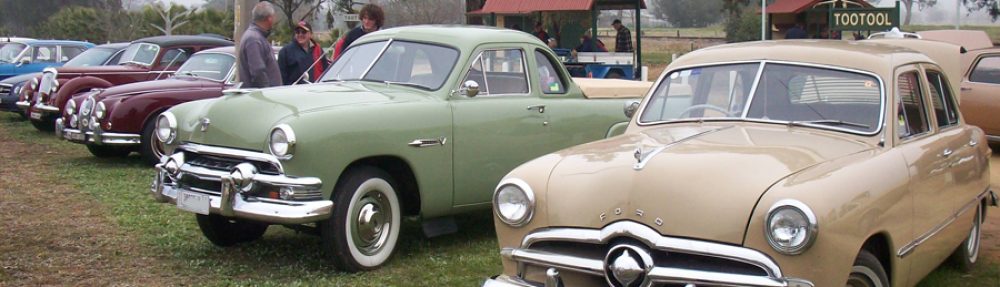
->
(119, 43, 160, 66)
(321, 40, 460, 90)
(63, 48, 116, 67)
(175, 53, 235, 81)
(640, 62, 883, 134)
(0, 43, 25, 63)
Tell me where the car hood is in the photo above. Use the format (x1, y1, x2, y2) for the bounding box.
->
(93, 77, 209, 102)
(1, 72, 40, 84)
(181, 81, 431, 151)
(542, 123, 875, 245)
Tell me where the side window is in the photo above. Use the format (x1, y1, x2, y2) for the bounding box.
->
(107, 50, 124, 65)
(481, 49, 528, 95)
(896, 72, 929, 138)
(969, 56, 1000, 84)
(32, 45, 56, 63)
(160, 47, 194, 67)
(534, 50, 566, 94)
(926, 71, 959, 128)
(61, 46, 86, 62)
(462, 55, 489, 95)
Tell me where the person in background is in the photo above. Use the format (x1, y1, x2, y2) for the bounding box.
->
(336, 3, 385, 56)
(547, 38, 558, 49)
(531, 21, 549, 43)
(278, 21, 331, 85)
(612, 19, 633, 52)
(238, 1, 281, 88)
(785, 22, 808, 39)
(574, 30, 606, 53)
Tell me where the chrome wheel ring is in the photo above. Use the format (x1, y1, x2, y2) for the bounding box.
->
(846, 266, 883, 287)
(968, 206, 982, 263)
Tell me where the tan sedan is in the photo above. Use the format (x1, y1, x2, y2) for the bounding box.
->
(919, 30, 1000, 142)
(482, 40, 998, 287)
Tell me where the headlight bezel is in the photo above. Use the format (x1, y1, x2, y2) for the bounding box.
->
(268, 124, 296, 160)
(493, 178, 535, 227)
(94, 102, 106, 120)
(764, 199, 818, 256)
(155, 112, 177, 144)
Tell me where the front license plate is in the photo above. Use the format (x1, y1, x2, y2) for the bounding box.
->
(29, 112, 41, 120)
(177, 191, 210, 215)
(70, 132, 85, 141)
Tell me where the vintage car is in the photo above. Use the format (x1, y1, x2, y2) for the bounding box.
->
(55, 46, 278, 165)
(18, 35, 233, 131)
(148, 26, 651, 272)
(0, 39, 93, 80)
(1, 42, 128, 118)
(482, 40, 998, 287)
(918, 30, 1000, 143)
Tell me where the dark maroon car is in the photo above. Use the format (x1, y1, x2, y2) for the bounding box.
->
(25, 35, 232, 131)
(54, 46, 271, 165)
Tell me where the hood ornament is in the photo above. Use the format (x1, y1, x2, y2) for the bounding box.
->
(604, 244, 653, 287)
(200, 117, 210, 132)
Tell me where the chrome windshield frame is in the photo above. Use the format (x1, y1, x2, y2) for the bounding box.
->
(120, 42, 162, 67)
(635, 60, 887, 137)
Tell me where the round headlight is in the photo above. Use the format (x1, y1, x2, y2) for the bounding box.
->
(765, 199, 817, 255)
(65, 100, 76, 116)
(70, 115, 79, 128)
(94, 102, 106, 120)
(493, 178, 535, 227)
(268, 124, 296, 158)
(155, 112, 177, 144)
(30, 78, 37, 90)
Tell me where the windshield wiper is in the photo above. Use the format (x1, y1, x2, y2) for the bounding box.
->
(383, 81, 427, 90)
(788, 120, 870, 129)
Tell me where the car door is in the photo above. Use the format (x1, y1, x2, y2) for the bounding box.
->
(958, 53, 1000, 138)
(895, 67, 958, 282)
(451, 47, 549, 207)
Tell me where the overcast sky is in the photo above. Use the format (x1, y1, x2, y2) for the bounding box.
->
(164, 0, 204, 7)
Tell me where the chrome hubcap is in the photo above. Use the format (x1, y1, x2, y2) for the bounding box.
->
(352, 190, 392, 256)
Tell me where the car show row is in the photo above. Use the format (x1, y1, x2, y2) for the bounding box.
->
(3, 26, 998, 287)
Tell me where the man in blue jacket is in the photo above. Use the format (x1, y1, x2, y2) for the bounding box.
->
(278, 21, 330, 85)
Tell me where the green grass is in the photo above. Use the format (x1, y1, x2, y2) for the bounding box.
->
(1, 112, 997, 286)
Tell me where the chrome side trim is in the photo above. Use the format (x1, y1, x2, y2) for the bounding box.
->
(178, 143, 284, 174)
(986, 135, 1000, 142)
(408, 137, 447, 147)
(897, 187, 992, 258)
(520, 221, 784, 278)
(633, 125, 734, 170)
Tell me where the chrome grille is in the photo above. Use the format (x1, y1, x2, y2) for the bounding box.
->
(0, 84, 11, 95)
(185, 153, 281, 175)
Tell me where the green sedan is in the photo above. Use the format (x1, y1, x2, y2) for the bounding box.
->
(149, 25, 648, 272)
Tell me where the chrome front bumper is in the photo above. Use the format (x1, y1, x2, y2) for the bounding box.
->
(14, 100, 30, 110)
(487, 221, 814, 287)
(150, 144, 331, 225)
(58, 124, 140, 145)
(35, 102, 58, 113)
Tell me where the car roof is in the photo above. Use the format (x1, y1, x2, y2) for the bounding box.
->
(668, 40, 937, 79)
(917, 30, 994, 51)
(93, 42, 130, 50)
(199, 45, 279, 55)
(0, 37, 35, 43)
(21, 40, 94, 46)
(132, 35, 234, 47)
(355, 25, 545, 52)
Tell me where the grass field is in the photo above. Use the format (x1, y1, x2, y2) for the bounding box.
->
(1, 111, 998, 286)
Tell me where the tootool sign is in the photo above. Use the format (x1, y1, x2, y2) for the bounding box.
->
(831, 8, 899, 31)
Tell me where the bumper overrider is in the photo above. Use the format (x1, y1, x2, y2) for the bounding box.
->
(150, 143, 332, 225)
(483, 221, 814, 287)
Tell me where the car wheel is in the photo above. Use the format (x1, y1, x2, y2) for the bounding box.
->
(29, 115, 55, 131)
(949, 204, 982, 272)
(86, 144, 132, 158)
(139, 114, 168, 166)
(606, 70, 624, 79)
(846, 249, 889, 287)
(195, 214, 269, 247)
(321, 166, 402, 272)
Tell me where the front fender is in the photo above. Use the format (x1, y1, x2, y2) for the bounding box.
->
(52, 76, 113, 110)
(107, 88, 222, 134)
(744, 149, 911, 286)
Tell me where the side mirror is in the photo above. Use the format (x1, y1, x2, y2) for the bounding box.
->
(460, 80, 480, 98)
(623, 100, 640, 118)
(17, 58, 29, 66)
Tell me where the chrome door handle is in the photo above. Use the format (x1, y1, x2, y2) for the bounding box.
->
(960, 87, 972, 91)
(970, 140, 979, 147)
(527, 105, 546, 113)
(943, 149, 954, 157)
(408, 137, 447, 147)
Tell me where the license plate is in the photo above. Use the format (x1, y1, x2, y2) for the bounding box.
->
(70, 132, 85, 141)
(29, 112, 41, 120)
(177, 191, 210, 215)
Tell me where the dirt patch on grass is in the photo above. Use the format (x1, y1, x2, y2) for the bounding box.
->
(0, 127, 176, 286)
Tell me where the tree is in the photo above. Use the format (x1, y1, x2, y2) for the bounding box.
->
(962, 0, 1000, 22)
(271, 0, 328, 31)
(147, 3, 192, 36)
(653, 0, 723, 28)
(899, 0, 938, 25)
(37, 7, 106, 43)
(0, 0, 109, 36)
(725, 3, 761, 42)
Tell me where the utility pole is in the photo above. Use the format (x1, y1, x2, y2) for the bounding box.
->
(234, 0, 258, 83)
(761, 0, 767, 40)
